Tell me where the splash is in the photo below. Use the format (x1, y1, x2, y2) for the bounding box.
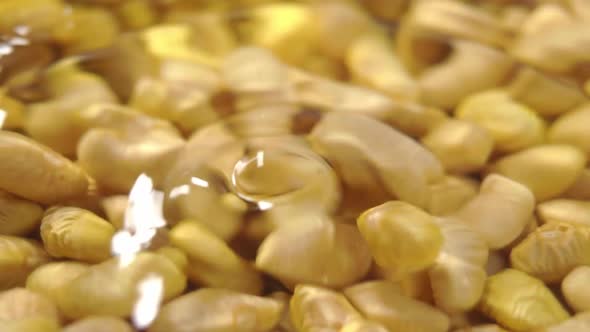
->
(133, 274, 164, 329)
(111, 173, 166, 267)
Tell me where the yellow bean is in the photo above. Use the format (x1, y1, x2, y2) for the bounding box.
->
(455, 90, 545, 153)
(357, 201, 443, 276)
(56, 252, 186, 319)
(309, 112, 444, 209)
(452, 174, 535, 249)
(40, 207, 115, 263)
(510, 222, 590, 283)
(0, 191, 43, 236)
(169, 220, 262, 294)
(0, 131, 89, 205)
(0, 0, 65, 41)
(0, 236, 49, 290)
(427, 175, 479, 216)
(429, 217, 488, 313)
(339, 320, 389, 332)
(564, 168, 590, 200)
(25, 61, 118, 157)
(155, 246, 188, 273)
(549, 104, 590, 158)
(346, 34, 419, 101)
(26, 261, 89, 301)
(0, 89, 25, 130)
(290, 285, 362, 332)
(63, 316, 134, 332)
(100, 195, 128, 230)
(490, 144, 587, 201)
(507, 68, 586, 117)
(148, 288, 283, 332)
(454, 324, 510, 332)
(0, 317, 61, 332)
(116, 0, 156, 30)
(538, 312, 590, 332)
(537, 199, 590, 226)
(478, 269, 569, 331)
(344, 280, 450, 332)
(0, 287, 59, 324)
(419, 40, 513, 110)
(562, 266, 590, 313)
(256, 213, 371, 289)
(421, 119, 494, 173)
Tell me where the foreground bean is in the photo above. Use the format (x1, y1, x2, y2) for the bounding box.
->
(256, 213, 371, 289)
(453, 174, 535, 249)
(427, 175, 478, 216)
(429, 217, 488, 313)
(290, 285, 361, 332)
(148, 288, 283, 332)
(478, 269, 569, 331)
(490, 144, 587, 201)
(357, 201, 443, 277)
(0, 131, 89, 205)
(510, 222, 590, 283)
(40, 207, 115, 263)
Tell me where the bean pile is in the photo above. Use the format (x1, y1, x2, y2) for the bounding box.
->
(1, 0, 590, 331)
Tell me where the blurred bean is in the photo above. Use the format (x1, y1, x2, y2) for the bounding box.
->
(54, 5, 120, 54)
(0, 317, 61, 332)
(507, 68, 586, 117)
(452, 174, 535, 249)
(309, 112, 444, 210)
(155, 246, 188, 273)
(40, 207, 115, 263)
(63, 316, 133, 332)
(77, 104, 185, 193)
(344, 280, 450, 332)
(26, 261, 89, 301)
(549, 104, 590, 157)
(0, 131, 89, 205)
(539, 312, 590, 332)
(347, 34, 419, 101)
(0, 287, 59, 323)
(562, 266, 590, 313)
(100, 195, 128, 229)
(456, 90, 545, 153)
(511, 222, 590, 283)
(0, 190, 43, 236)
(454, 324, 510, 332)
(116, 0, 157, 30)
(0, 236, 49, 290)
(396, 0, 512, 74)
(0, 0, 65, 41)
(427, 175, 479, 216)
(0, 88, 25, 129)
(478, 269, 569, 331)
(170, 220, 262, 294)
(56, 252, 186, 319)
(422, 119, 494, 173)
(537, 199, 590, 226)
(419, 40, 513, 110)
(489, 144, 587, 201)
(564, 168, 590, 200)
(25, 60, 118, 157)
(148, 288, 283, 332)
(256, 213, 371, 289)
